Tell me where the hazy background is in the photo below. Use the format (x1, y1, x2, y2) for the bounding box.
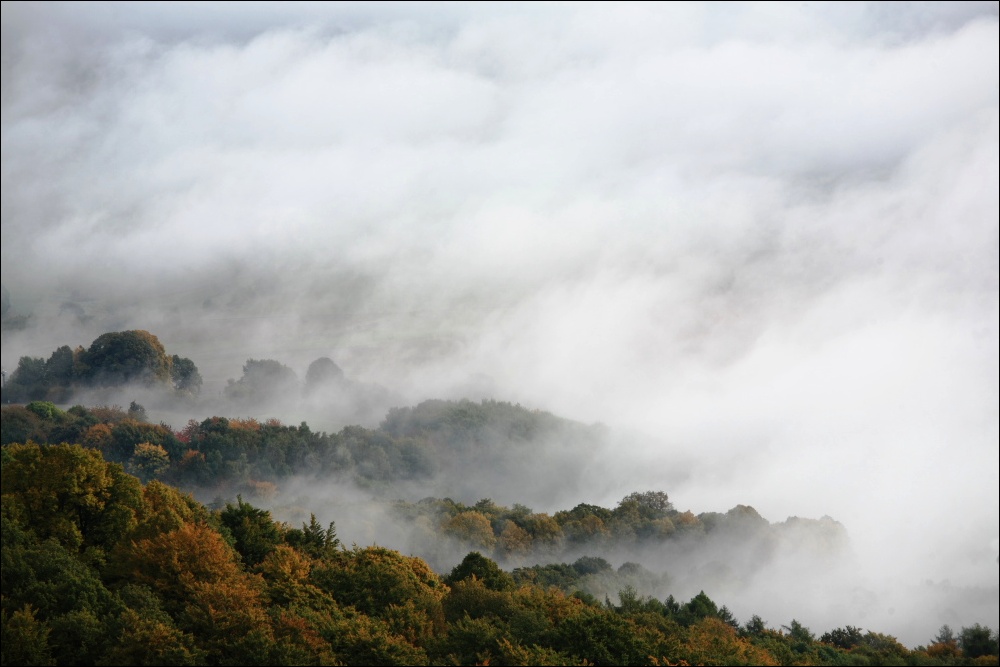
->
(2, 1, 998, 646)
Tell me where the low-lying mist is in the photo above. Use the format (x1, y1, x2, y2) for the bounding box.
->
(3, 0, 997, 649)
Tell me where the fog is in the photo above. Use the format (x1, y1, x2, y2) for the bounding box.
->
(2, 1, 998, 647)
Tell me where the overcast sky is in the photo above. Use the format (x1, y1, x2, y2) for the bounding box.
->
(2, 0, 998, 643)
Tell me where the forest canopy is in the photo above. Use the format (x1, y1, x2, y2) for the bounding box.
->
(1, 441, 997, 666)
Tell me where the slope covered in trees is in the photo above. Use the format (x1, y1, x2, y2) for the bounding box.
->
(3, 442, 997, 666)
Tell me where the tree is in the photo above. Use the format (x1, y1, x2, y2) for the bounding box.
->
(44, 345, 76, 389)
(5, 356, 47, 401)
(170, 355, 202, 395)
(443, 512, 497, 551)
(0, 605, 53, 666)
(619, 490, 673, 518)
(128, 401, 148, 422)
(304, 357, 344, 393)
(127, 443, 170, 482)
(1, 443, 143, 552)
(820, 625, 863, 649)
(959, 623, 999, 658)
(311, 546, 448, 628)
(446, 552, 515, 592)
(934, 624, 956, 645)
(742, 614, 768, 638)
(0, 406, 44, 445)
(112, 522, 244, 612)
(225, 359, 298, 404)
(284, 514, 340, 560)
(219, 496, 282, 567)
(80, 330, 172, 387)
(572, 556, 612, 576)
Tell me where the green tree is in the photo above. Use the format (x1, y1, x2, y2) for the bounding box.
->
(446, 551, 515, 592)
(304, 357, 344, 393)
(6, 356, 47, 401)
(127, 443, 170, 483)
(80, 330, 172, 387)
(225, 359, 298, 404)
(821, 625, 863, 649)
(284, 513, 340, 560)
(0, 605, 53, 666)
(619, 490, 673, 518)
(1, 443, 143, 553)
(959, 623, 999, 658)
(170, 355, 202, 395)
(934, 624, 956, 645)
(219, 496, 282, 567)
(0, 406, 45, 445)
(44, 346, 76, 391)
(312, 546, 448, 631)
(443, 511, 497, 551)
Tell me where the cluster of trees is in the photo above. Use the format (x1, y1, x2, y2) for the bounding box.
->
(3, 442, 997, 666)
(2, 331, 202, 403)
(387, 491, 846, 571)
(0, 400, 848, 570)
(0, 398, 596, 494)
(3, 330, 393, 424)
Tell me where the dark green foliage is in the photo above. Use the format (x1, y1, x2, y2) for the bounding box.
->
(1, 518, 122, 665)
(551, 606, 649, 666)
(1, 605, 54, 667)
(742, 614, 768, 637)
(219, 496, 282, 567)
(959, 623, 999, 658)
(44, 347, 76, 390)
(283, 513, 340, 560)
(512, 561, 580, 590)
(170, 355, 202, 394)
(822, 625, 865, 649)
(572, 556, 612, 576)
(446, 551, 515, 592)
(0, 406, 44, 445)
(3, 356, 47, 402)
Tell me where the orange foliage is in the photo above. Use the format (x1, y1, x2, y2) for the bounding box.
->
(89, 404, 129, 424)
(82, 423, 114, 451)
(117, 522, 244, 607)
(229, 417, 261, 432)
(684, 618, 778, 666)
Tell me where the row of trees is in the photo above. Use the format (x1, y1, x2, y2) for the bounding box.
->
(3, 442, 997, 666)
(386, 491, 847, 568)
(0, 398, 592, 492)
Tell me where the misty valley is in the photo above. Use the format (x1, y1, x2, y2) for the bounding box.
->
(1, 330, 997, 665)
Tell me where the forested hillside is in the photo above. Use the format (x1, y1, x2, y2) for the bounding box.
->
(2, 333, 998, 664)
(3, 442, 997, 666)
